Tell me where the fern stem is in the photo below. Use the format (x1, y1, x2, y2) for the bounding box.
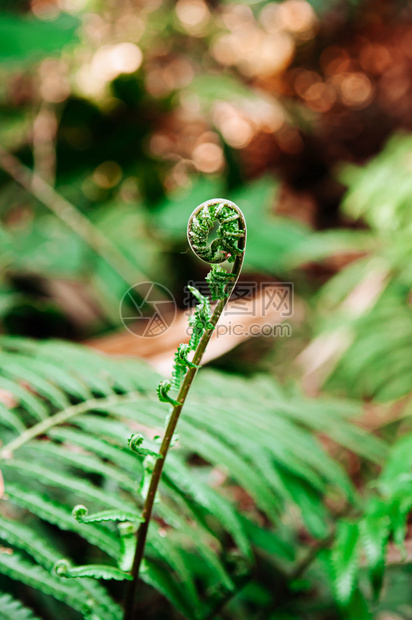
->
(124, 200, 246, 619)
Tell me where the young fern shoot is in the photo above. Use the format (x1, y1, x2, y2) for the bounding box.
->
(124, 199, 246, 619)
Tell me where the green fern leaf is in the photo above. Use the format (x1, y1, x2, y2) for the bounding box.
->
(74, 414, 139, 443)
(0, 377, 47, 422)
(142, 559, 197, 619)
(77, 579, 123, 620)
(0, 592, 41, 620)
(280, 475, 330, 539)
(22, 441, 139, 494)
(48, 427, 141, 473)
(1, 459, 136, 511)
(0, 335, 386, 619)
(330, 520, 361, 606)
(32, 342, 115, 397)
(107, 401, 280, 516)
(176, 418, 281, 516)
(381, 433, 412, 485)
(72, 505, 143, 524)
(147, 524, 201, 613)
(0, 402, 26, 434)
(343, 587, 372, 620)
(0, 519, 122, 620)
(164, 454, 251, 558)
(4, 484, 120, 558)
(185, 393, 356, 499)
(0, 354, 69, 409)
(156, 499, 234, 590)
(359, 506, 390, 601)
(0, 515, 58, 569)
(54, 559, 132, 581)
(18, 355, 92, 400)
(388, 496, 412, 560)
(0, 551, 92, 616)
(242, 518, 295, 563)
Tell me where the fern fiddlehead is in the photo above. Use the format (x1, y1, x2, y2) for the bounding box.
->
(127, 433, 159, 459)
(206, 265, 237, 301)
(124, 199, 246, 620)
(171, 343, 199, 391)
(187, 200, 245, 264)
(156, 379, 180, 407)
(187, 285, 214, 350)
(72, 504, 143, 524)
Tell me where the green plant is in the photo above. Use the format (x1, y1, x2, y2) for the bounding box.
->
(0, 196, 250, 618)
(0, 318, 386, 616)
(0, 198, 411, 620)
(288, 133, 412, 403)
(124, 198, 247, 618)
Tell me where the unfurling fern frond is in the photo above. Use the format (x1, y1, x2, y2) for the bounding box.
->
(72, 505, 144, 525)
(187, 199, 245, 264)
(127, 433, 160, 459)
(156, 379, 180, 407)
(171, 344, 199, 391)
(54, 559, 132, 581)
(0, 330, 388, 619)
(0, 551, 95, 617)
(206, 264, 237, 301)
(187, 286, 214, 350)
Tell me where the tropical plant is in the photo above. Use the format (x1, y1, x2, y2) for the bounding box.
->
(3, 2, 412, 619)
(0, 197, 391, 619)
(0, 332, 393, 619)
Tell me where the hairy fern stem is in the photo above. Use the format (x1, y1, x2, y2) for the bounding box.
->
(124, 199, 246, 619)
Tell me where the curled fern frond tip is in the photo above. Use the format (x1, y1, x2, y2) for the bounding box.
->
(128, 433, 160, 459)
(187, 199, 246, 265)
(127, 433, 144, 452)
(157, 380, 180, 407)
(54, 559, 70, 577)
(118, 521, 137, 537)
(72, 505, 88, 521)
(123, 200, 247, 606)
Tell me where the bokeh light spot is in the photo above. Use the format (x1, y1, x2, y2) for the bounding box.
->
(93, 161, 123, 189)
(339, 72, 373, 108)
(176, 0, 210, 35)
(192, 143, 224, 173)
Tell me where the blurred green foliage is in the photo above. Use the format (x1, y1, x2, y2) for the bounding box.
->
(1, 0, 412, 619)
(0, 13, 79, 63)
